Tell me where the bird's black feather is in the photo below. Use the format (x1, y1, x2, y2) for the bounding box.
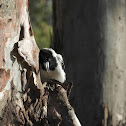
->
(39, 49, 57, 71)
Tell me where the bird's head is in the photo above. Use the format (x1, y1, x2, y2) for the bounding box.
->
(39, 48, 65, 72)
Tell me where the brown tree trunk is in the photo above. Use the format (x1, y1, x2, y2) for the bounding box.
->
(52, 0, 126, 126)
(0, 0, 41, 125)
(0, 0, 80, 125)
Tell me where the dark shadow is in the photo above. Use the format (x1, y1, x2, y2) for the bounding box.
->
(52, 0, 105, 125)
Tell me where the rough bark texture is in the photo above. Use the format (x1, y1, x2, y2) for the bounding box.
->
(0, 0, 80, 125)
(52, 0, 126, 126)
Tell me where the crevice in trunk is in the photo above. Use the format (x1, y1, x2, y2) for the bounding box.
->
(19, 25, 25, 41)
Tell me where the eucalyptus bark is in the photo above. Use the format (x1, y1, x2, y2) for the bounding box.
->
(101, 1, 126, 126)
(52, 0, 126, 126)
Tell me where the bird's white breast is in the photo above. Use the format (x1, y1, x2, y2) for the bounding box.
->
(40, 63, 66, 83)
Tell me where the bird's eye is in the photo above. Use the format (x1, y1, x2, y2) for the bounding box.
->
(62, 62, 65, 70)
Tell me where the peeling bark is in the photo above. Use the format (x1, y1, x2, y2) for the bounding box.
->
(0, 0, 80, 125)
(0, 69, 10, 92)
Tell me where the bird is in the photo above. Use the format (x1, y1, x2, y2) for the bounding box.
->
(39, 48, 66, 83)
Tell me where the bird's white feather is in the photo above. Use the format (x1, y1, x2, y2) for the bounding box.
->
(40, 48, 66, 83)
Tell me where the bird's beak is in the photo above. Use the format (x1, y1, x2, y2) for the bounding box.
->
(44, 62, 50, 72)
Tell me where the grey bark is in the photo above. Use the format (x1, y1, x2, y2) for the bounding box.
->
(101, 1, 126, 126)
(0, 0, 80, 126)
(52, 0, 126, 126)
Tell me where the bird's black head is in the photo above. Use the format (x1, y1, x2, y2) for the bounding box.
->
(39, 48, 58, 71)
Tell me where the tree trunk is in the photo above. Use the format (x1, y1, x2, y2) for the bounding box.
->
(0, 0, 80, 125)
(52, 0, 126, 126)
(101, 1, 126, 126)
(0, 0, 41, 125)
